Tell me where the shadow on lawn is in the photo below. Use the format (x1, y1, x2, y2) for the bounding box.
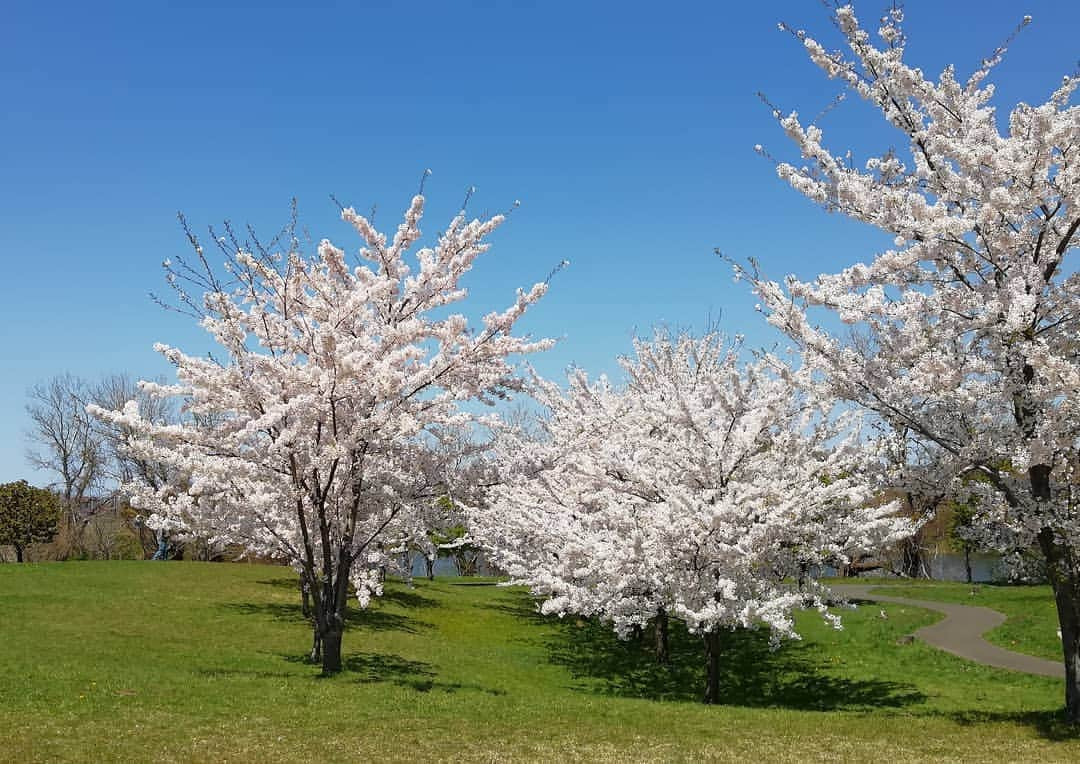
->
(272, 651, 506, 695)
(256, 577, 303, 591)
(222, 600, 433, 634)
(949, 709, 1080, 742)
(255, 576, 442, 611)
(492, 593, 923, 711)
(484, 595, 551, 627)
(380, 587, 441, 610)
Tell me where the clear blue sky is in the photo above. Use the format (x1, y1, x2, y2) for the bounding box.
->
(2, 1, 1077, 485)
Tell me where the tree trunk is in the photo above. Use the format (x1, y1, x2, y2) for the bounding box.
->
(1030, 464, 1080, 723)
(654, 609, 670, 664)
(319, 579, 346, 675)
(964, 547, 973, 585)
(14, 543, 24, 563)
(320, 548, 355, 676)
(425, 556, 435, 580)
(1042, 537, 1080, 723)
(797, 561, 809, 592)
(321, 628, 343, 675)
(1048, 573, 1080, 724)
(309, 625, 323, 664)
(702, 631, 721, 704)
(900, 535, 925, 579)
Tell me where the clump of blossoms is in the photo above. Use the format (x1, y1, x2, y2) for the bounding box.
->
(469, 329, 908, 703)
(740, 4, 1080, 720)
(91, 188, 554, 674)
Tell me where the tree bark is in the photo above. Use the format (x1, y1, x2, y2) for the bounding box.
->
(1030, 464, 1080, 723)
(702, 631, 721, 704)
(14, 543, 24, 563)
(297, 575, 323, 663)
(654, 609, 670, 664)
(321, 627, 343, 675)
(1051, 576, 1080, 724)
(900, 534, 926, 579)
(964, 547, 973, 585)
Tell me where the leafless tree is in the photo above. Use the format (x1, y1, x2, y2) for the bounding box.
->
(25, 374, 106, 557)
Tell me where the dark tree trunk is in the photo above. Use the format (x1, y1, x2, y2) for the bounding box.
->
(702, 631, 721, 704)
(654, 609, 670, 664)
(1030, 464, 1080, 723)
(425, 556, 435, 580)
(308, 565, 349, 675)
(298, 575, 322, 663)
(14, 544, 24, 563)
(321, 628, 343, 674)
(1049, 574, 1080, 724)
(964, 547, 973, 585)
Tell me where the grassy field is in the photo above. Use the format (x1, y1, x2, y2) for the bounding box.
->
(854, 579, 1063, 663)
(0, 562, 1077, 762)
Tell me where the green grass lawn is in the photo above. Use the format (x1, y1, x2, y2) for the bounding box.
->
(0, 562, 1076, 762)
(851, 579, 1063, 663)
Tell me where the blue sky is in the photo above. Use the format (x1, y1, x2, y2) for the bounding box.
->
(2, 0, 1078, 485)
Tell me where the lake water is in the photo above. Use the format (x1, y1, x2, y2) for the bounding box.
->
(410, 551, 1004, 582)
(817, 552, 1003, 582)
(926, 552, 1002, 582)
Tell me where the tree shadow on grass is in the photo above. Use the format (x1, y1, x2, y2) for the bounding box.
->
(380, 588, 441, 610)
(255, 576, 441, 610)
(274, 651, 506, 695)
(256, 577, 302, 591)
(948, 709, 1080, 742)
(221, 600, 433, 634)
(483, 594, 552, 628)
(489, 590, 925, 711)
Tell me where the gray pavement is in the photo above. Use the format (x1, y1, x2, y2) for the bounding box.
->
(831, 583, 1065, 678)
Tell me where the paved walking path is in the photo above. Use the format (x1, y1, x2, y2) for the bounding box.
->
(831, 584, 1064, 678)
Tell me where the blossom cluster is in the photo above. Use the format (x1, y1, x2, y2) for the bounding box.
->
(746, 5, 1080, 568)
(91, 193, 553, 612)
(469, 330, 909, 642)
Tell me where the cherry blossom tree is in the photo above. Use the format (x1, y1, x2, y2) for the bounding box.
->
(91, 186, 554, 674)
(741, 5, 1080, 720)
(469, 330, 907, 703)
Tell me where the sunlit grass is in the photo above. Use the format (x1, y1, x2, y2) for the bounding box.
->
(0, 562, 1076, 761)
(852, 579, 1063, 662)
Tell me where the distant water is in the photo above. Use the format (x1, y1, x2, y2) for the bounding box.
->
(927, 552, 1001, 582)
(410, 551, 1003, 582)
(816, 552, 1003, 582)
(407, 554, 499, 578)
(409, 556, 462, 577)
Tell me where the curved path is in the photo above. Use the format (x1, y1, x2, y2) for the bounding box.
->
(831, 584, 1064, 678)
